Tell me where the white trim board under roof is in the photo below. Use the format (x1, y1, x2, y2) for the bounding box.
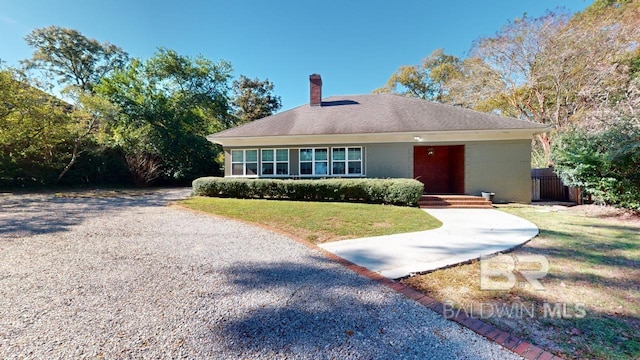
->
(211, 128, 546, 147)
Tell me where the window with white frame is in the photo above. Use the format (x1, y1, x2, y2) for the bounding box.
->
(231, 149, 258, 176)
(261, 149, 289, 175)
(299, 148, 328, 175)
(332, 147, 362, 175)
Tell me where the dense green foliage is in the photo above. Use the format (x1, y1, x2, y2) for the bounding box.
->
(192, 177, 425, 206)
(231, 75, 282, 123)
(22, 26, 129, 93)
(0, 70, 127, 187)
(0, 27, 282, 188)
(373, 49, 461, 102)
(95, 49, 233, 185)
(552, 118, 640, 210)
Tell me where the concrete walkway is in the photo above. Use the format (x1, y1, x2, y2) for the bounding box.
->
(319, 208, 539, 279)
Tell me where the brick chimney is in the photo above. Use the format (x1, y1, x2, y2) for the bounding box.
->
(309, 74, 322, 106)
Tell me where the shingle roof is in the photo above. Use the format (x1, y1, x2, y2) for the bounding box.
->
(210, 93, 547, 139)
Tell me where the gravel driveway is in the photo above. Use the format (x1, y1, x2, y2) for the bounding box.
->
(0, 188, 521, 359)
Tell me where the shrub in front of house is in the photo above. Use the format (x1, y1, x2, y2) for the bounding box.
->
(192, 177, 424, 206)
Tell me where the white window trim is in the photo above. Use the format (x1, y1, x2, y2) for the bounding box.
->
(331, 146, 363, 176)
(230, 149, 259, 177)
(299, 148, 329, 176)
(260, 148, 290, 177)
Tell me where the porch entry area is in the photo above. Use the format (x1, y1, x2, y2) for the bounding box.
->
(413, 145, 465, 194)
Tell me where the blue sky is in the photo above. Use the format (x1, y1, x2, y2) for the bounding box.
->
(0, 0, 590, 110)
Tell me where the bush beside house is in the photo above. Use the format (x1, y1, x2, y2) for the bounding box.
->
(192, 177, 424, 206)
(552, 118, 640, 211)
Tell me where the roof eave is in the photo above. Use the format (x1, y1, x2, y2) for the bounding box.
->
(208, 128, 549, 147)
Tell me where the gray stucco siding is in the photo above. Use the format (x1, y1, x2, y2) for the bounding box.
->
(464, 140, 532, 203)
(224, 149, 231, 177)
(364, 143, 413, 178)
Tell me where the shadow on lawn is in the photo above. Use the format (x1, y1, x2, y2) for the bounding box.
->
(474, 285, 640, 359)
(454, 285, 640, 359)
(212, 256, 495, 359)
(527, 228, 639, 270)
(0, 189, 190, 238)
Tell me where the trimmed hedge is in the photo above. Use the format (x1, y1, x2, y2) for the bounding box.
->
(192, 177, 424, 206)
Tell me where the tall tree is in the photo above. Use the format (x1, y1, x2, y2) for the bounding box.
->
(448, 3, 640, 165)
(96, 48, 233, 184)
(554, 0, 640, 126)
(0, 69, 74, 186)
(231, 75, 282, 123)
(22, 26, 128, 93)
(20, 26, 129, 182)
(458, 12, 572, 165)
(445, 57, 505, 111)
(374, 49, 461, 101)
(55, 87, 120, 182)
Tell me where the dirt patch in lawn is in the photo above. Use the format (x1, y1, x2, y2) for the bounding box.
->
(565, 204, 640, 225)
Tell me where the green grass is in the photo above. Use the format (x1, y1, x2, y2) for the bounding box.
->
(179, 196, 441, 243)
(402, 204, 639, 360)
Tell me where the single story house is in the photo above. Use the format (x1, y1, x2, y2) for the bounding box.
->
(207, 74, 549, 203)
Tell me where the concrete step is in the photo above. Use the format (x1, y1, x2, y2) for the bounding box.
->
(419, 195, 493, 209)
(419, 204, 494, 209)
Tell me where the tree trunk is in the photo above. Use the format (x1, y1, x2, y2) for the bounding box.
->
(535, 132, 553, 167)
(57, 143, 79, 183)
(57, 114, 97, 183)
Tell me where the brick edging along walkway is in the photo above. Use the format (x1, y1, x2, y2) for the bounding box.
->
(173, 204, 562, 360)
(315, 248, 563, 360)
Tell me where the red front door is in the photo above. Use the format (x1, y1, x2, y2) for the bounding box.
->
(413, 145, 464, 194)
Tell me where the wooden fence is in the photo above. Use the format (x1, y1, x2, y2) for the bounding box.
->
(531, 168, 575, 202)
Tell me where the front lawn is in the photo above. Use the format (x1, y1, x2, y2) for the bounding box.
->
(402, 204, 640, 360)
(179, 197, 441, 244)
